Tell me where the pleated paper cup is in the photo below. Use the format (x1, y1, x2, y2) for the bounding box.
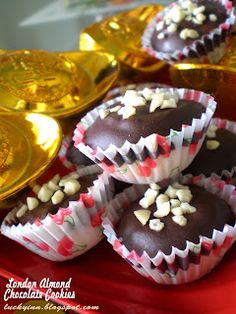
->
(142, 0, 235, 64)
(73, 88, 217, 184)
(102, 175, 236, 285)
(1, 169, 114, 261)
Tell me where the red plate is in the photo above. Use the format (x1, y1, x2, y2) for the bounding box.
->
(0, 234, 236, 314)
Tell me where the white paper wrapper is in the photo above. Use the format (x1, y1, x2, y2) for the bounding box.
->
(142, 0, 236, 64)
(1, 169, 114, 261)
(73, 88, 216, 184)
(102, 175, 236, 284)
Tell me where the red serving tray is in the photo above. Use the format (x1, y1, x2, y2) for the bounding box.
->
(0, 234, 236, 314)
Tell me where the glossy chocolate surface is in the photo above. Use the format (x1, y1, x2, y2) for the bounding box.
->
(85, 99, 205, 150)
(116, 185, 235, 257)
(184, 128, 236, 176)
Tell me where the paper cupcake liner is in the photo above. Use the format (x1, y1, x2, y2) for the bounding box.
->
(1, 169, 114, 261)
(142, 0, 236, 64)
(73, 88, 216, 184)
(102, 175, 236, 284)
(58, 134, 102, 173)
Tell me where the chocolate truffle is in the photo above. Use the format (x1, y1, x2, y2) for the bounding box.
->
(5, 172, 98, 226)
(151, 0, 227, 55)
(116, 184, 235, 257)
(84, 88, 205, 151)
(184, 127, 236, 176)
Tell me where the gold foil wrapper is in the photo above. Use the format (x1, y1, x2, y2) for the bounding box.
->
(0, 49, 119, 118)
(170, 35, 236, 119)
(0, 113, 62, 200)
(80, 4, 166, 72)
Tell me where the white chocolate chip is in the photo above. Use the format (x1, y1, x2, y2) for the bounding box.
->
(165, 185, 177, 198)
(149, 219, 164, 232)
(170, 199, 181, 208)
(180, 28, 188, 40)
(149, 183, 161, 191)
(208, 125, 218, 132)
(38, 185, 54, 202)
(63, 179, 81, 196)
(176, 189, 193, 203)
(62, 172, 80, 181)
(188, 29, 199, 39)
(134, 209, 151, 226)
(206, 140, 220, 150)
(160, 98, 177, 109)
(165, 18, 171, 25)
(124, 96, 146, 108)
(52, 190, 64, 205)
(193, 5, 205, 15)
(156, 20, 164, 31)
(142, 88, 154, 101)
(154, 201, 170, 218)
(195, 13, 206, 23)
(167, 23, 177, 33)
(51, 174, 60, 185)
(139, 195, 155, 209)
(110, 105, 122, 112)
(149, 93, 164, 112)
(16, 204, 28, 218)
(47, 180, 60, 192)
(99, 108, 110, 120)
(171, 206, 183, 216)
(122, 90, 138, 104)
(26, 197, 39, 211)
(206, 130, 216, 138)
(32, 184, 41, 195)
(181, 202, 196, 214)
(144, 188, 159, 199)
(117, 107, 126, 116)
(180, 28, 199, 40)
(156, 193, 169, 207)
(157, 32, 165, 40)
(172, 7, 186, 23)
(192, 17, 203, 25)
(209, 14, 217, 22)
(122, 106, 136, 119)
(172, 215, 187, 226)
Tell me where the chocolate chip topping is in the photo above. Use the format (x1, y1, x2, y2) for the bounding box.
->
(151, 0, 227, 54)
(116, 185, 235, 257)
(5, 174, 98, 226)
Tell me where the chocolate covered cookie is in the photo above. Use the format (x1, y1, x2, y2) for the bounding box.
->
(142, 0, 235, 63)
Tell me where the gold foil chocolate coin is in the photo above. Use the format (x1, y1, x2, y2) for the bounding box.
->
(0, 112, 62, 200)
(0, 50, 119, 118)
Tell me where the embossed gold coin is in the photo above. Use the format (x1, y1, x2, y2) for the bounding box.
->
(0, 112, 62, 200)
(0, 50, 119, 118)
